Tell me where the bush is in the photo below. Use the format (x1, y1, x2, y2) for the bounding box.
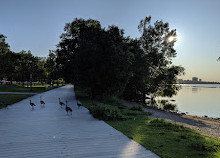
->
(163, 103, 177, 111)
(130, 104, 143, 111)
(88, 103, 125, 120)
(103, 96, 126, 109)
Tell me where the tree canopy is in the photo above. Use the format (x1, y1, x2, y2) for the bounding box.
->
(1, 16, 184, 102)
(124, 16, 184, 101)
(56, 17, 184, 101)
(0, 34, 51, 83)
(56, 18, 132, 96)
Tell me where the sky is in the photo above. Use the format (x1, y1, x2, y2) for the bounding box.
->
(1, 0, 220, 82)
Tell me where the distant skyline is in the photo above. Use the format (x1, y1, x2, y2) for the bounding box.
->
(1, 0, 220, 82)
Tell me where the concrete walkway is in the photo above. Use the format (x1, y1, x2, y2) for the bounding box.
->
(0, 85, 159, 158)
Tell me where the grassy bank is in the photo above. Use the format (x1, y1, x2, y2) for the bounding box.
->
(75, 87, 220, 158)
(0, 94, 34, 109)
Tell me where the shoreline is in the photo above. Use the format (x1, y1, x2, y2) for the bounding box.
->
(123, 100, 220, 138)
(145, 107, 220, 138)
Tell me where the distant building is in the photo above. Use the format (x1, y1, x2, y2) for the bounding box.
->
(192, 77, 198, 82)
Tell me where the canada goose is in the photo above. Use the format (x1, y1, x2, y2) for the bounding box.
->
(77, 100, 83, 109)
(65, 100, 72, 115)
(30, 100, 36, 109)
(59, 98, 65, 107)
(40, 96, 45, 105)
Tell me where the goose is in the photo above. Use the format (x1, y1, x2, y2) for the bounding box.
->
(59, 98, 65, 107)
(40, 96, 45, 105)
(30, 100, 36, 109)
(77, 100, 83, 109)
(65, 100, 72, 115)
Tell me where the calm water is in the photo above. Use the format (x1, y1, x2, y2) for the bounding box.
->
(171, 84, 220, 118)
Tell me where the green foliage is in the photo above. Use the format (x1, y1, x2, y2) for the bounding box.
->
(129, 104, 143, 111)
(75, 87, 150, 120)
(0, 34, 58, 83)
(102, 96, 126, 109)
(122, 109, 146, 116)
(158, 99, 177, 111)
(124, 17, 185, 102)
(163, 103, 177, 111)
(107, 117, 220, 158)
(190, 139, 220, 152)
(75, 88, 220, 157)
(0, 84, 52, 93)
(45, 50, 60, 82)
(88, 103, 125, 120)
(0, 94, 34, 109)
(0, 34, 15, 80)
(56, 18, 132, 96)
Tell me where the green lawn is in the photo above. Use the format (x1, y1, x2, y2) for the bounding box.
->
(0, 94, 34, 109)
(0, 84, 61, 108)
(0, 84, 58, 93)
(106, 117, 220, 158)
(75, 88, 220, 158)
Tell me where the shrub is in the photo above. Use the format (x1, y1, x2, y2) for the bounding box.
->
(163, 103, 177, 111)
(103, 96, 126, 109)
(130, 104, 143, 111)
(88, 103, 125, 120)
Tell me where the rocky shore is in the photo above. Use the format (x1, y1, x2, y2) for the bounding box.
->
(123, 100, 220, 138)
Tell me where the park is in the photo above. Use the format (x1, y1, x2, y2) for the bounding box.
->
(1, 1, 220, 157)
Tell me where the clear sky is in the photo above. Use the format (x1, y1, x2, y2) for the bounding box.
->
(1, 0, 220, 82)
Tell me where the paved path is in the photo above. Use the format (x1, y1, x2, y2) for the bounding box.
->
(0, 85, 159, 158)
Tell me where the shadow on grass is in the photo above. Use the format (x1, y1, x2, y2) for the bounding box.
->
(107, 117, 220, 158)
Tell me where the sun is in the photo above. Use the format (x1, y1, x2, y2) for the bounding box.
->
(167, 36, 176, 42)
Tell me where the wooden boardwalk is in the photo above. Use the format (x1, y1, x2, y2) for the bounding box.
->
(0, 86, 159, 158)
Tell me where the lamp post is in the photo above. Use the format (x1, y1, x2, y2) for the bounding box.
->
(29, 60, 33, 91)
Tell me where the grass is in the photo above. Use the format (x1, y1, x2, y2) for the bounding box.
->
(0, 84, 59, 93)
(0, 94, 34, 109)
(0, 84, 61, 108)
(75, 87, 220, 158)
(107, 117, 220, 158)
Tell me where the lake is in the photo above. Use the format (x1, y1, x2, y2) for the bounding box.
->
(171, 84, 220, 118)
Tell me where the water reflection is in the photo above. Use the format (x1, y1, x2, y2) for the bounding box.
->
(192, 87, 198, 93)
(191, 87, 202, 93)
(172, 85, 220, 118)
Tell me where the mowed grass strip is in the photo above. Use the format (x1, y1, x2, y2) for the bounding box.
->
(75, 88, 220, 158)
(0, 84, 56, 93)
(0, 94, 34, 109)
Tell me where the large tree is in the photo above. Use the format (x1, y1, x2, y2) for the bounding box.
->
(12, 50, 47, 84)
(45, 50, 59, 83)
(124, 17, 184, 103)
(0, 34, 15, 80)
(56, 18, 132, 96)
